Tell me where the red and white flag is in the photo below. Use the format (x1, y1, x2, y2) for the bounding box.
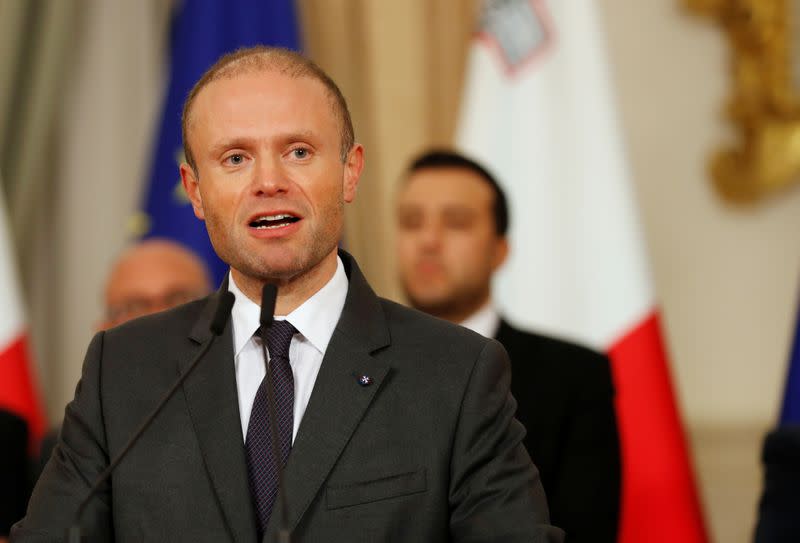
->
(0, 186, 46, 447)
(456, 2, 707, 541)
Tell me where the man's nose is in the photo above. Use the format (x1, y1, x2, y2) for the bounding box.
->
(252, 156, 289, 196)
(419, 223, 443, 250)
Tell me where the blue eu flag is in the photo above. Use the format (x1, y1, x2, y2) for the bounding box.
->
(140, 0, 301, 285)
(780, 287, 800, 424)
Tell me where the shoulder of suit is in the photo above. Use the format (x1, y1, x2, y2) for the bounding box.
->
(87, 298, 211, 384)
(376, 297, 508, 373)
(372, 299, 514, 395)
(102, 297, 208, 343)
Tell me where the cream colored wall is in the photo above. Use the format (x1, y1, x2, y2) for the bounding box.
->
(601, 0, 800, 429)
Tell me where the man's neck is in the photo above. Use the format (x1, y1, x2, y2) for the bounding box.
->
(458, 301, 499, 339)
(231, 250, 339, 315)
(433, 289, 491, 324)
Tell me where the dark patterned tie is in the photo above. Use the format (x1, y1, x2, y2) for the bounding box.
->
(245, 320, 296, 537)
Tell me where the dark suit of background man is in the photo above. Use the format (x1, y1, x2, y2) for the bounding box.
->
(14, 47, 562, 542)
(1, 409, 29, 542)
(395, 150, 621, 542)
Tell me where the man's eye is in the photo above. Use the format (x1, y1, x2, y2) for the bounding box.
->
(398, 214, 422, 230)
(227, 154, 244, 165)
(292, 148, 309, 159)
(444, 213, 473, 229)
(446, 219, 472, 230)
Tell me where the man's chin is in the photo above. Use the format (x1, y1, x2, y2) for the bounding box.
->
(237, 246, 338, 284)
(406, 292, 454, 316)
(256, 263, 306, 283)
(232, 257, 304, 283)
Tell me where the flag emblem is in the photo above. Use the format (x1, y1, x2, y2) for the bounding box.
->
(478, 0, 553, 73)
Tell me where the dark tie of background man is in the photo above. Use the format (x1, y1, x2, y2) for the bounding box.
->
(245, 320, 297, 537)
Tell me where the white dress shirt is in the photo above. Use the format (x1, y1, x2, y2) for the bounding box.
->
(228, 256, 349, 443)
(459, 302, 500, 339)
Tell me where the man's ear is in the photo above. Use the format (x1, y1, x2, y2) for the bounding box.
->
(180, 162, 205, 220)
(492, 236, 509, 271)
(342, 144, 364, 203)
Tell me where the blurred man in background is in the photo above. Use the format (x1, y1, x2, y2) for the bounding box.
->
(98, 238, 213, 330)
(395, 150, 621, 542)
(36, 238, 213, 473)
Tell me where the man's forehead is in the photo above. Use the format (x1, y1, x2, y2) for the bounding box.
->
(404, 168, 495, 203)
(107, 266, 206, 303)
(192, 70, 332, 118)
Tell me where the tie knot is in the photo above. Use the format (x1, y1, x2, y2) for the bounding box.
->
(260, 320, 296, 360)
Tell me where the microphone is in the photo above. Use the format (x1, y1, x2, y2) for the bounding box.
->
(261, 283, 277, 328)
(258, 283, 292, 543)
(67, 291, 236, 543)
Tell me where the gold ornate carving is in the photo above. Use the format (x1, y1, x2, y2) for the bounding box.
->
(686, 0, 800, 203)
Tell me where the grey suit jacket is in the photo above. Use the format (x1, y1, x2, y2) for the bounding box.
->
(13, 253, 562, 542)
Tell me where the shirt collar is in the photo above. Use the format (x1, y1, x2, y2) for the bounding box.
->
(459, 302, 500, 339)
(228, 256, 349, 357)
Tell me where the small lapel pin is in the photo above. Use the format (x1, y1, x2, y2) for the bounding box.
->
(358, 375, 373, 387)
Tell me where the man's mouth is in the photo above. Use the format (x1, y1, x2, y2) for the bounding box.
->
(416, 260, 444, 276)
(249, 214, 301, 229)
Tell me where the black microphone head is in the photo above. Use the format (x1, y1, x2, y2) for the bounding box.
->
(260, 283, 278, 328)
(210, 291, 235, 336)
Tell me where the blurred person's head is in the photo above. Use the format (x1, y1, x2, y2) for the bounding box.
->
(179, 46, 364, 311)
(395, 150, 509, 323)
(100, 239, 213, 330)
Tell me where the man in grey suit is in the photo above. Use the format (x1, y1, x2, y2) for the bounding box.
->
(13, 47, 562, 542)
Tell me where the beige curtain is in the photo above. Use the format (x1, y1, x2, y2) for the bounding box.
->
(1, 0, 170, 418)
(298, 0, 478, 300)
(0, 1, 82, 419)
(0, 1, 77, 283)
(44, 1, 171, 417)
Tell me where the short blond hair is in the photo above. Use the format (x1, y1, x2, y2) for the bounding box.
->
(182, 46, 355, 172)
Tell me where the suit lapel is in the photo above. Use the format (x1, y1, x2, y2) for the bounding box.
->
(266, 253, 391, 536)
(182, 285, 258, 543)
